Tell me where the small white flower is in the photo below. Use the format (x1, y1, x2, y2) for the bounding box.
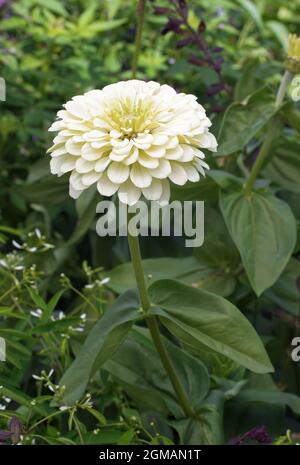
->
(48, 80, 217, 206)
(12, 240, 22, 249)
(30, 309, 42, 318)
(84, 284, 94, 289)
(100, 277, 110, 285)
(35, 228, 42, 239)
(59, 405, 69, 411)
(73, 326, 85, 332)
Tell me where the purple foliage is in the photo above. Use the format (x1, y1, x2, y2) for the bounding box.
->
(228, 425, 272, 445)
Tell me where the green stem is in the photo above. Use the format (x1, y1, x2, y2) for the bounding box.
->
(127, 231, 195, 418)
(131, 0, 146, 79)
(244, 70, 293, 196)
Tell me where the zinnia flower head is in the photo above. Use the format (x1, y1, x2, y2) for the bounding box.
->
(286, 34, 300, 74)
(48, 80, 217, 205)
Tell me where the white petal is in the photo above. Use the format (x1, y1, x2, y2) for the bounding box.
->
(199, 132, 218, 151)
(138, 152, 159, 169)
(145, 146, 166, 158)
(124, 147, 139, 165)
(69, 184, 84, 199)
(193, 148, 205, 159)
(70, 171, 85, 190)
(118, 180, 141, 206)
(97, 173, 119, 196)
(196, 159, 210, 176)
(165, 146, 183, 160)
(49, 146, 67, 157)
(61, 157, 77, 173)
(65, 98, 90, 120)
(152, 134, 168, 145)
(169, 162, 188, 185)
(82, 171, 102, 186)
(165, 136, 179, 149)
(50, 157, 63, 175)
(142, 179, 162, 200)
(180, 145, 194, 162)
(107, 162, 129, 183)
(184, 165, 200, 182)
(91, 141, 111, 150)
(130, 164, 152, 188)
(65, 138, 83, 156)
(75, 158, 95, 173)
(151, 159, 171, 179)
(49, 121, 64, 132)
(94, 157, 111, 172)
(158, 179, 170, 206)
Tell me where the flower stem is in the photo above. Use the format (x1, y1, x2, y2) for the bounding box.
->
(127, 231, 195, 418)
(244, 70, 293, 196)
(131, 0, 146, 79)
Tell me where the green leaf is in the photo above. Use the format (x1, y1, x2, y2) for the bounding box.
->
(41, 289, 65, 323)
(105, 255, 235, 297)
(88, 18, 127, 33)
(266, 20, 289, 50)
(84, 407, 106, 425)
(171, 390, 224, 445)
(265, 259, 300, 316)
(27, 286, 47, 311)
(33, 0, 68, 16)
(58, 289, 141, 405)
(0, 385, 47, 416)
(148, 279, 273, 374)
(236, 0, 263, 30)
(264, 139, 300, 193)
(236, 389, 300, 414)
(104, 327, 210, 418)
(220, 190, 297, 295)
(217, 87, 279, 157)
(78, 4, 97, 28)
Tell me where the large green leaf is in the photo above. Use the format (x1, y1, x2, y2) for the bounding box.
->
(106, 255, 235, 297)
(264, 139, 300, 193)
(58, 289, 141, 405)
(148, 279, 273, 374)
(171, 390, 225, 445)
(236, 389, 300, 415)
(265, 259, 300, 316)
(217, 87, 279, 157)
(104, 327, 210, 418)
(220, 190, 297, 295)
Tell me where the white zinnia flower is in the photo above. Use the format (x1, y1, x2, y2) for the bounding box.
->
(48, 80, 217, 205)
